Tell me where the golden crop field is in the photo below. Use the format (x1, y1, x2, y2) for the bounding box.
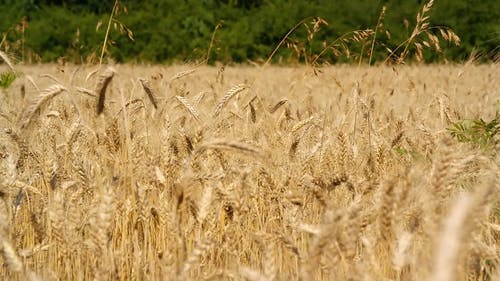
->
(0, 63, 498, 281)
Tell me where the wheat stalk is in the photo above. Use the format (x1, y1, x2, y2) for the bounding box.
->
(0, 64, 496, 281)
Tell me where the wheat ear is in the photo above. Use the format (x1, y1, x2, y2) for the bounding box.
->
(213, 84, 247, 117)
(24, 75, 40, 91)
(268, 98, 288, 113)
(0, 197, 23, 273)
(195, 139, 262, 157)
(429, 193, 472, 281)
(85, 68, 99, 82)
(169, 68, 196, 82)
(0, 239, 23, 272)
(95, 67, 116, 115)
(291, 115, 315, 133)
(180, 239, 212, 280)
(18, 84, 66, 130)
(139, 77, 158, 109)
(175, 95, 201, 122)
(0, 50, 15, 70)
(239, 267, 269, 281)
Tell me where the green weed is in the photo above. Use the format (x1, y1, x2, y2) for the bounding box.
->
(0, 70, 18, 89)
(448, 111, 499, 149)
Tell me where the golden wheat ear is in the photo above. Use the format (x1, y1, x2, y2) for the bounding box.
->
(18, 84, 67, 130)
(213, 84, 247, 117)
(95, 67, 116, 115)
(175, 95, 201, 122)
(138, 77, 158, 109)
(268, 98, 288, 113)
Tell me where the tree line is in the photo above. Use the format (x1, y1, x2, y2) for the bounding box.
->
(0, 0, 499, 64)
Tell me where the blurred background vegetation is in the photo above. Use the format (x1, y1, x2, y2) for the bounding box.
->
(0, 0, 499, 64)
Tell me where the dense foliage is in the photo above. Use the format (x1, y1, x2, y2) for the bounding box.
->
(0, 0, 499, 64)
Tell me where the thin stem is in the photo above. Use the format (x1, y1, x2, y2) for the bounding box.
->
(398, 29, 419, 63)
(21, 18, 26, 64)
(264, 17, 311, 66)
(99, 0, 119, 65)
(206, 21, 223, 64)
(311, 30, 363, 66)
(368, 6, 386, 66)
(0, 32, 7, 50)
(358, 43, 366, 67)
(383, 37, 412, 64)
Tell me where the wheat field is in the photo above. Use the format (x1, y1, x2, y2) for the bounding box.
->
(0, 63, 498, 281)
